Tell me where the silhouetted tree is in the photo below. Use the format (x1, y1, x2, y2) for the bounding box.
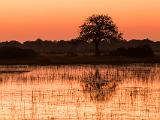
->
(79, 14, 123, 55)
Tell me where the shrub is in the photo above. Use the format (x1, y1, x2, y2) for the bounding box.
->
(110, 45, 154, 57)
(0, 47, 38, 59)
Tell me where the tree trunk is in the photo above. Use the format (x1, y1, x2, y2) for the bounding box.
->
(95, 42, 100, 56)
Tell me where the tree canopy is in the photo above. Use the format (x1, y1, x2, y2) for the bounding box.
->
(79, 14, 123, 55)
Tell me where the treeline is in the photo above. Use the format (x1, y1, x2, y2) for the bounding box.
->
(0, 47, 38, 59)
(110, 45, 154, 57)
(0, 38, 159, 58)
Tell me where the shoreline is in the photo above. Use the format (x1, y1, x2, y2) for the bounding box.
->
(0, 56, 160, 65)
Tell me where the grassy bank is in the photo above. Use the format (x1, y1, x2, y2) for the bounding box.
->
(0, 55, 160, 65)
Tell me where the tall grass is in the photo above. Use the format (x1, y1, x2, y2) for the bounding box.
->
(0, 64, 159, 120)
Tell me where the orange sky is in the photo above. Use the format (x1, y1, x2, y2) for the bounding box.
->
(0, 0, 160, 41)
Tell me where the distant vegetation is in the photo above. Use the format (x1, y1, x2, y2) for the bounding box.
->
(110, 45, 154, 57)
(0, 38, 159, 57)
(0, 39, 159, 65)
(0, 46, 38, 59)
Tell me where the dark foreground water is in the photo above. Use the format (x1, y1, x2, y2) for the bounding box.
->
(0, 64, 159, 120)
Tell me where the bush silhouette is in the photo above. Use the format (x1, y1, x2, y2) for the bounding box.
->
(110, 45, 154, 57)
(0, 47, 38, 59)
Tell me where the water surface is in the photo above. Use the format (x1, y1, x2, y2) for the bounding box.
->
(0, 64, 159, 120)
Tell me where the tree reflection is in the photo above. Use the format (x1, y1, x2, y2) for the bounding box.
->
(81, 68, 118, 102)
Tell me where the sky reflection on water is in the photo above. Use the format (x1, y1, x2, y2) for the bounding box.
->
(0, 64, 159, 120)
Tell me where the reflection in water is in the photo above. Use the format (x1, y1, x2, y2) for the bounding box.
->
(80, 68, 120, 120)
(0, 65, 159, 120)
(81, 68, 117, 102)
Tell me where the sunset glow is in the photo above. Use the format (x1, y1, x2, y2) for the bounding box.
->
(0, 0, 160, 41)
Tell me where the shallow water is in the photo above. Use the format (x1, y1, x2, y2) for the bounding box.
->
(0, 64, 159, 120)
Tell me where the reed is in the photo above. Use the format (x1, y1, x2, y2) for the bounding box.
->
(0, 64, 159, 120)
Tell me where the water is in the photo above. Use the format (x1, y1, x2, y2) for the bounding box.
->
(0, 64, 159, 120)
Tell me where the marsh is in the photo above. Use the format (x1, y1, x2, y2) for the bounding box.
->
(0, 64, 159, 120)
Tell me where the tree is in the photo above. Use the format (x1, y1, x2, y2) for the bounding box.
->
(79, 14, 123, 55)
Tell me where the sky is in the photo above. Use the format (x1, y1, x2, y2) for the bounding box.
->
(0, 0, 160, 41)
